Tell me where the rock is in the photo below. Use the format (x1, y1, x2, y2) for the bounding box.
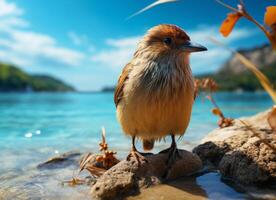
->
(218, 44, 276, 75)
(91, 149, 202, 200)
(37, 151, 81, 170)
(193, 141, 230, 168)
(193, 109, 276, 185)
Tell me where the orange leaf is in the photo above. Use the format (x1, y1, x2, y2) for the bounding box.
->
(220, 12, 242, 37)
(212, 108, 222, 116)
(264, 6, 276, 27)
(268, 106, 276, 131)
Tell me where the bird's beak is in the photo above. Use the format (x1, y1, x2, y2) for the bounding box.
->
(180, 41, 207, 52)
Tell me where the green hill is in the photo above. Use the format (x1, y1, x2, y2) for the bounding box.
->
(196, 44, 276, 91)
(197, 62, 276, 91)
(0, 63, 74, 92)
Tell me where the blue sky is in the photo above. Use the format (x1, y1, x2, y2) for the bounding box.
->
(0, 0, 273, 91)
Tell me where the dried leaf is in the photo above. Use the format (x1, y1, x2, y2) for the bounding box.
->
(201, 78, 218, 92)
(101, 126, 106, 143)
(99, 126, 108, 151)
(79, 153, 94, 173)
(79, 153, 107, 177)
(84, 165, 106, 177)
(127, 0, 178, 20)
(79, 127, 120, 177)
(268, 106, 276, 131)
(264, 6, 276, 50)
(212, 108, 222, 116)
(62, 177, 86, 187)
(218, 118, 234, 128)
(264, 6, 276, 27)
(220, 12, 242, 37)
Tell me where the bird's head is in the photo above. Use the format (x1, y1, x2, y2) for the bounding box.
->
(137, 24, 207, 59)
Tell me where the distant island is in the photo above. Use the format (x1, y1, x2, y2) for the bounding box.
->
(101, 86, 116, 92)
(0, 63, 74, 92)
(102, 44, 276, 92)
(197, 44, 276, 91)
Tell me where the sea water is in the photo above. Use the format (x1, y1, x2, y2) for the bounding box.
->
(0, 92, 273, 199)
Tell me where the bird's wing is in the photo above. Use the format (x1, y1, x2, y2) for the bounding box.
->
(194, 90, 198, 100)
(114, 63, 132, 107)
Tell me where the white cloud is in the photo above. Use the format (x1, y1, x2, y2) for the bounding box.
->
(188, 25, 254, 46)
(0, 1, 259, 90)
(0, 29, 85, 67)
(190, 48, 230, 73)
(188, 26, 256, 74)
(91, 36, 141, 69)
(68, 31, 88, 46)
(0, 17, 28, 31)
(68, 31, 96, 53)
(90, 26, 256, 74)
(106, 36, 141, 48)
(11, 30, 84, 66)
(0, 0, 85, 68)
(0, 0, 22, 17)
(0, 0, 28, 31)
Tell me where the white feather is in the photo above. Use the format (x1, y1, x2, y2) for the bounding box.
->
(126, 0, 179, 20)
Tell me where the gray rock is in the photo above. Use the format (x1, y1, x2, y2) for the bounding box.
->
(193, 109, 276, 185)
(37, 151, 81, 170)
(91, 149, 202, 200)
(218, 44, 276, 75)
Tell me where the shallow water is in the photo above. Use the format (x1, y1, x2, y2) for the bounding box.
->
(129, 173, 246, 200)
(0, 92, 273, 199)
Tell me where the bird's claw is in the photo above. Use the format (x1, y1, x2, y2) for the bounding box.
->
(126, 150, 148, 165)
(161, 146, 182, 179)
(167, 147, 181, 165)
(159, 146, 181, 160)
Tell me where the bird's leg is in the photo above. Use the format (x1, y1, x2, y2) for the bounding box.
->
(159, 135, 181, 157)
(126, 136, 148, 164)
(160, 134, 182, 179)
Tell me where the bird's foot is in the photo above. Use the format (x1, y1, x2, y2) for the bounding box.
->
(159, 146, 181, 160)
(126, 150, 148, 165)
(161, 146, 182, 179)
(164, 146, 181, 165)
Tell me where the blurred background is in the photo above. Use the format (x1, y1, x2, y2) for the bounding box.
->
(0, 0, 273, 91)
(0, 0, 275, 199)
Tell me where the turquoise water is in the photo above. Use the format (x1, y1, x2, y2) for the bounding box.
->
(0, 92, 273, 173)
(0, 92, 273, 199)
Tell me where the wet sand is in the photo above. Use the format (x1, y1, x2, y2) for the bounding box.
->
(128, 177, 207, 200)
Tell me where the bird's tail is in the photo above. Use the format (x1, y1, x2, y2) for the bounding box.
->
(142, 139, 154, 151)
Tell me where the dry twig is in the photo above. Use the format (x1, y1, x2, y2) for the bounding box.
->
(195, 78, 233, 128)
(216, 0, 276, 49)
(78, 127, 119, 177)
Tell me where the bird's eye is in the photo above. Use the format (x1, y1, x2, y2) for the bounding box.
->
(163, 37, 172, 45)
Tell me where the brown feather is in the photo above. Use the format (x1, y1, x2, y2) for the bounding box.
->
(114, 63, 132, 107)
(115, 25, 196, 147)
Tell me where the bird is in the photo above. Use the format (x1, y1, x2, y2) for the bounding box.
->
(114, 24, 207, 171)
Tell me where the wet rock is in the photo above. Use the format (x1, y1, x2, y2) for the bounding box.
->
(37, 151, 81, 170)
(193, 109, 276, 185)
(193, 141, 230, 168)
(91, 149, 202, 200)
